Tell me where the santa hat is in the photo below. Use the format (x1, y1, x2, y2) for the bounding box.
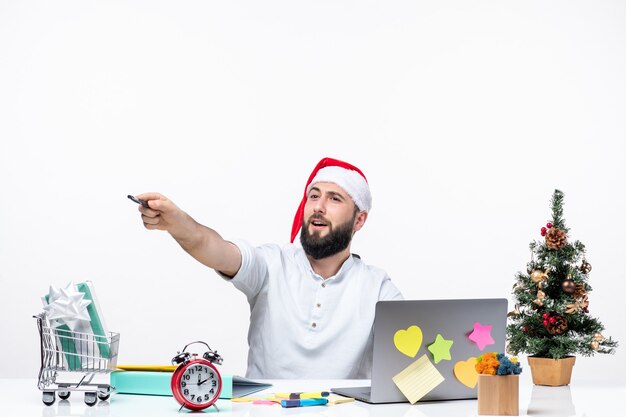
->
(290, 157, 372, 243)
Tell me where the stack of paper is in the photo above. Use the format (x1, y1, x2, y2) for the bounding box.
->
(111, 368, 271, 399)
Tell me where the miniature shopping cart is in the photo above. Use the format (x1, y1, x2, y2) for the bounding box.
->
(34, 312, 120, 406)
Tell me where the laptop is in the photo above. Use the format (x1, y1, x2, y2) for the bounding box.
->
(332, 298, 507, 403)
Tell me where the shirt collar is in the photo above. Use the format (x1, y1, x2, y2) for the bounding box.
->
(300, 249, 355, 282)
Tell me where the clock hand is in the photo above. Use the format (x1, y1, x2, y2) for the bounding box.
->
(198, 378, 210, 386)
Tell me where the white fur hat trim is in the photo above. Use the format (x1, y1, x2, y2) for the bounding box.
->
(306, 166, 372, 212)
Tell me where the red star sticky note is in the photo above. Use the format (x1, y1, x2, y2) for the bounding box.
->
(468, 322, 494, 351)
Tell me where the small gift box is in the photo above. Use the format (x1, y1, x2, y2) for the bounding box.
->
(42, 281, 110, 370)
(476, 352, 522, 416)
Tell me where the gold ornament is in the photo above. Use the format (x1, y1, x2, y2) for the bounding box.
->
(545, 227, 567, 250)
(573, 283, 587, 299)
(581, 295, 589, 313)
(565, 295, 590, 314)
(565, 300, 583, 314)
(561, 279, 576, 294)
(507, 304, 522, 317)
(580, 258, 592, 274)
(533, 290, 546, 307)
(530, 270, 549, 289)
(590, 333, 604, 350)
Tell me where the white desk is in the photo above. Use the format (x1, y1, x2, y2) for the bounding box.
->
(1, 374, 624, 417)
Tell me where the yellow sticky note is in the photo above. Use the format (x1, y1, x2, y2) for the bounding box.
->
(394, 325, 423, 357)
(392, 354, 445, 404)
(326, 394, 355, 405)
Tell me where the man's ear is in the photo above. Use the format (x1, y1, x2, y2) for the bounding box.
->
(353, 211, 368, 233)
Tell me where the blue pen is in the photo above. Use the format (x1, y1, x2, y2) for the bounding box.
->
(281, 398, 328, 408)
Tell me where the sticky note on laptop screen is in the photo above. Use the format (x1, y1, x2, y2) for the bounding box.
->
(392, 354, 445, 404)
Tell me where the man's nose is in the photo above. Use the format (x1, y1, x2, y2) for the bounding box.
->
(313, 197, 326, 213)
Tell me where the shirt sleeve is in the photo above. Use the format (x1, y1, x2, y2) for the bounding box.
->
(217, 239, 268, 300)
(379, 275, 404, 301)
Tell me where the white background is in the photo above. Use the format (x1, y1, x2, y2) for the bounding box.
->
(1, 0, 624, 382)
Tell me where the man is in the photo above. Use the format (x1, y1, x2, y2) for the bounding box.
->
(136, 157, 403, 378)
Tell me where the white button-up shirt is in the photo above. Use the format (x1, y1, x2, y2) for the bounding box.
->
(225, 240, 403, 379)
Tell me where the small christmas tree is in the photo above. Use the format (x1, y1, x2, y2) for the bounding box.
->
(507, 190, 617, 359)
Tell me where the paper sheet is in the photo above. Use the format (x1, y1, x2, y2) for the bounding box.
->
(392, 354, 445, 404)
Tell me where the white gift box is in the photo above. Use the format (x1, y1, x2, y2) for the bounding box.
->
(42, 281, 111, 370)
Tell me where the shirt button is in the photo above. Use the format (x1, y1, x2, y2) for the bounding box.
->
(312, 322, 317, 328)
(316, 303, 321, 308)
(321, 283, 326, 288)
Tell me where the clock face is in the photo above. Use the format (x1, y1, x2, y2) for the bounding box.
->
(178, 362, 220, 407)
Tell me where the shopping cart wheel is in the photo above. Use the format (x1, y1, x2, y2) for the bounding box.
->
(58, 391, 71, 400)
(84, 392, 97, 407)
(97, 392, 110, 401)
(42, 391, 56, 406)
(97, 384, 111, 401)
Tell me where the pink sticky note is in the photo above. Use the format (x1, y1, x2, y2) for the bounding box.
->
(468, 322, 494, 350)
(252, 400, 278, 405)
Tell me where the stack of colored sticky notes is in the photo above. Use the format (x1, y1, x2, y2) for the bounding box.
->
(274, 391, 327, 408)
(280, 398, 328, 408)
(272, 391, 352, 407)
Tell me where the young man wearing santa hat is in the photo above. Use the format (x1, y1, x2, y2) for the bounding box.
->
(135, 157, 403, 379)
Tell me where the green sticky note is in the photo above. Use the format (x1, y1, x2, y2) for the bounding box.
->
(427, 334, 454, 364)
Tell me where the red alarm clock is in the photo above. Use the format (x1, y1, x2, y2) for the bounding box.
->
(171, 341, 223, 411)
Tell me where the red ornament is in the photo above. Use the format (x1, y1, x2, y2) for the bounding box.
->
(549, 317, 556, 324)
(547, 222, 553, 228)
(542, 313, 549, 319)
(541, 227, 547, 236)
(543, 319, 548, 326)
(522, 326, 528, 333)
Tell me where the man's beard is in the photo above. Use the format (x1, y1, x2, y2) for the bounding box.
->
(300, 212, 356, 260)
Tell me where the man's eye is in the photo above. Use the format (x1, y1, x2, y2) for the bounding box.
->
(331, 196, 341, 202)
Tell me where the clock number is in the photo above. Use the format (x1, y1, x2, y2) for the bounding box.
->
(212, 380, 217, 387)
(181, 381, 186, 387)
(183, 374, 190, 380)
(205, 394, 210, 400)
(209, 388, 215, 394)
(196, 365, 203, 372)
(209, 372, 214, 378)
(197, 397, 202, 403)
(184, 389, 189, 396)
(190, 394, 195, 400)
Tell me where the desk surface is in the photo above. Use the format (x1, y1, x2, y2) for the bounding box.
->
(1, 373, 624, 417)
